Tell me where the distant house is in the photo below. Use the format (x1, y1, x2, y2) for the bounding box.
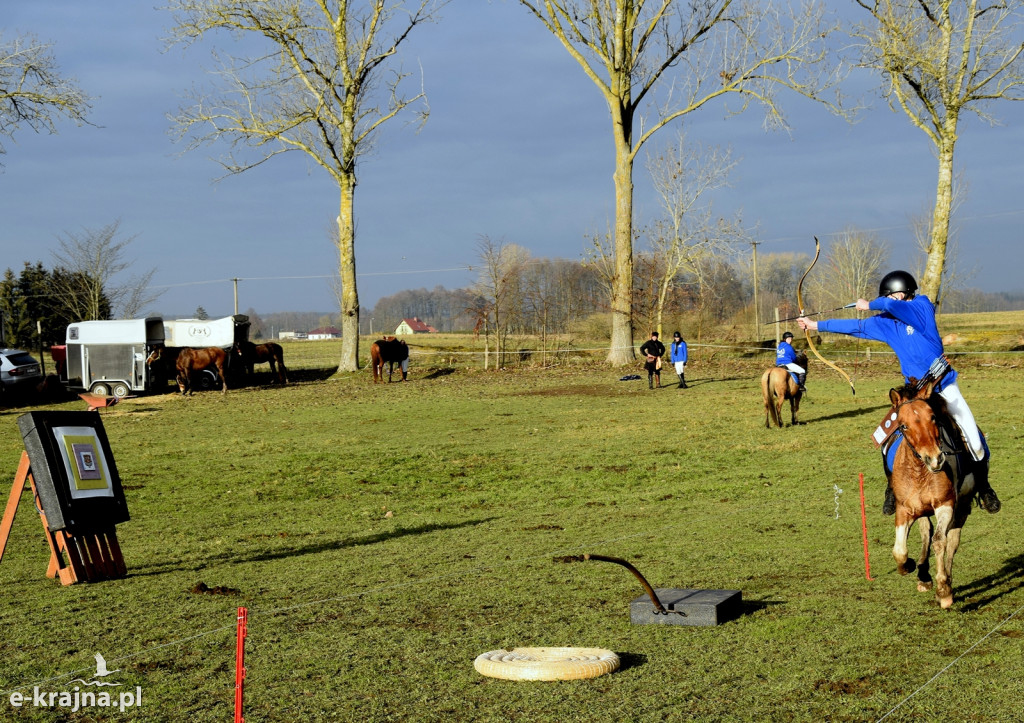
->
(278, 331, 307, 340)
(395, 317, 438, 335)
(307, 326, 341, 340)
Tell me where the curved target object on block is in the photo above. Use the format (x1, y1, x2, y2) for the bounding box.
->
(474, 647, 620, 681)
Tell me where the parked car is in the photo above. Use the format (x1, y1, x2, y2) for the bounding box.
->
(0, 348, 44, 394)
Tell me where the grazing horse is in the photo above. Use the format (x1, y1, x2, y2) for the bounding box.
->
(760, 351, 807, 428)
(884, 379, 979, 609)
(175, 347, 229, 396)
(234, 341, 288, 384)
(370, 337, 409, 383)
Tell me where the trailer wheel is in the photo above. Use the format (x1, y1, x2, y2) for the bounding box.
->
(111, 382, 130, 398)
(91, 382, 110, 396)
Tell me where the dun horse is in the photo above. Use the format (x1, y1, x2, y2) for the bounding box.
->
(234, 341, 288, 384)
(883, 379, 980, 609)
(370, 337, 408, 383)
(760, 351, 807, 428)
(175, 347, 229, 396)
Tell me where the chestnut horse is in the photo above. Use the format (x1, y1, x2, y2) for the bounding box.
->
(370, 337, 409, 383)
(234, 341, 288, 384)
(884, 379, 979, 609)
(760, 351, 807, 428)
(176, 347, 229, 396)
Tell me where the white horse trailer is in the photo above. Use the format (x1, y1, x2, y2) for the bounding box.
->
(63, 317, 166, 397)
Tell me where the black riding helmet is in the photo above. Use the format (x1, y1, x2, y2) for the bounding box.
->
(782, 331, 793, 341)
(879, 270, 917, 298)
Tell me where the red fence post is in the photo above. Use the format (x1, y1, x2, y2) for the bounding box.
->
(858, 473, 874, 581)
(235, 607, 248, 723)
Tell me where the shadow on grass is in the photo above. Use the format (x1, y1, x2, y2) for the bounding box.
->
(956, 552, 1024, 612)
(741, 598, 785, 616)
(421, 367, 457, 379)
(129, 517, 498, 577)
(615, 652, 648, 672)
(803, 403, 889, 424)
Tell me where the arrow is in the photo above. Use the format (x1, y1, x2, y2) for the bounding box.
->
(767, 302, 857, 325)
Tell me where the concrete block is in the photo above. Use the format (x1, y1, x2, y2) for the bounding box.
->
(629, 588, 742, 627)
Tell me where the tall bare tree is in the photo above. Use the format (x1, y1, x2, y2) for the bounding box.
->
(0, 32, 91, 161)
(849, 0, 1024, 302)
(517, 0, 844, 363)
(167, 0, 447, 372)
(50, 219, 160, 320)
(646, 131, 744, 336)
(473, 236, 530, 369)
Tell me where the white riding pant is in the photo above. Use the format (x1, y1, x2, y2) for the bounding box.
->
(673, 361, 686, 376)
(781, 363, 805, 375)
(401, 359, 409, 373)
(938, 381, 985, 461)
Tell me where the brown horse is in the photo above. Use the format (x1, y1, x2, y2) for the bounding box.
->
(760, 351, 807, 427)
(234, 341, 288, 384)
(884, 379, 978, 609)
(176, 347, 229, 396)
(370, 337, 409, 383)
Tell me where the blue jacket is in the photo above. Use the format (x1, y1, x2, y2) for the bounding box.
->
(817, 294, 956, 390)
(670, 340, 687, 363)
(775, 341, 799, 366)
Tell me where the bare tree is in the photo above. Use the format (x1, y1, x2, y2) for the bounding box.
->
(849, 0, 1024, 301)
(167, 0, 448, 372)
(645, 130, 745, 336)
(473, 237, 530, 369)
(517, 0, 845, 364)
(806, 229, 889, 312)
(908, 180, 977, 304)
(50, 219, 161, 321)
(0, 32, 91, 161)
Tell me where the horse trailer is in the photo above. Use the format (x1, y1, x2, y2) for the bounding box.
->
(58, 315, 250, 397)
(61, 317, 167, 397)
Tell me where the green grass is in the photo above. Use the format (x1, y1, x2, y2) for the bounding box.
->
(0, 348, 1022, 721)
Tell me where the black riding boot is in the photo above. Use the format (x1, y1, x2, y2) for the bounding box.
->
(654, 373, 661, 389)
(797, 373, 807, 393)
(648, 374, 654, 390)
(973, 459, 1002, 513)
(676, 373, 684, 388)
(882, 482, 896, 516)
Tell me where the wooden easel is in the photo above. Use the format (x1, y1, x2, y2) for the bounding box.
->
(0, 451, 126, 585)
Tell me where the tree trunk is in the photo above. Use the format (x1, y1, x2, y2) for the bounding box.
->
(607, 118, 635, 365)
(921, 131, 957, 305)
(336, 175, 360, 372)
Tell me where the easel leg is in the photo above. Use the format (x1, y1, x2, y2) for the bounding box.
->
(0, 451, 31, 564)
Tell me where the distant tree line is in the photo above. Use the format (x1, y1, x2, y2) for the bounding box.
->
(0, 262, 111, 348)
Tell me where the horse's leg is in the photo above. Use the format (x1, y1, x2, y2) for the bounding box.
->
(773, 387, 785, 428)
(892, 507, 915, 575)
(789, 392, 798, 426)
(278, 356, 288, 384)
(930, 505, 955, 608)
(940, 501, 969, 609)
(217, 362, 228, 395)
(268, 358, 278, 382)
(914, 515, 933, 592)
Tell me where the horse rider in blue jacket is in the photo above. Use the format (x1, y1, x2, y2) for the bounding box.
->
(670, 331, 688, 388)
(776, 331, 806, 391)
(798, 270, 1000, 515)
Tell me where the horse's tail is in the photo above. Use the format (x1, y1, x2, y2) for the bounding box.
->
(762, 369, 783, 428)
(369, 343, 382, 382)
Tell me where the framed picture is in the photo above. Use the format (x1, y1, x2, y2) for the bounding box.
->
(17, 411, 130, 532)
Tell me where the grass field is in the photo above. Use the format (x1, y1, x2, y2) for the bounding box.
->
(0, 329, 1022, 721)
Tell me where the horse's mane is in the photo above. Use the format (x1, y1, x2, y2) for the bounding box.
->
(895, 379, 950, 418)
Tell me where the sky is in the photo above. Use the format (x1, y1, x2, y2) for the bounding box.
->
(3, 1, 1023, 320)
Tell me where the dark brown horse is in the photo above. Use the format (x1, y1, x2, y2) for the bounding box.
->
(234, 341, 288, 384)
(370, 337, 409, 383)
(176, 347, 229, 396)
(760, 351, 807, 427)
(884, 379, 978, 609)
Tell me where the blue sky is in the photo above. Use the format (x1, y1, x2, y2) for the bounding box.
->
(3, 1, 1023, 318)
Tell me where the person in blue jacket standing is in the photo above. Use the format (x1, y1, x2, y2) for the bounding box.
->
(670, 331, 688, 388)
(798, 270, 1000, 515)
(776, 331, 806, 391)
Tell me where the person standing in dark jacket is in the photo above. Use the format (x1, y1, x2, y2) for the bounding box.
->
(639, 332, 666, 389)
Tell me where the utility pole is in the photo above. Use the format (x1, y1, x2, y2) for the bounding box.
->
(232, 278, 239, 315)
(750, 240, 761, 339)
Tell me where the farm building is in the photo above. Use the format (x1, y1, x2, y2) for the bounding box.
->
(395, 317, 438, 335)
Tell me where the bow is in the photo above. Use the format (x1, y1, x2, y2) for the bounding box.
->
(798, 237, 856, 395)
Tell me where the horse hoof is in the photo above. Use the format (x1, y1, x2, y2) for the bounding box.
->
(939, 596, 953, 609)
(916, 581, 933, 592)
